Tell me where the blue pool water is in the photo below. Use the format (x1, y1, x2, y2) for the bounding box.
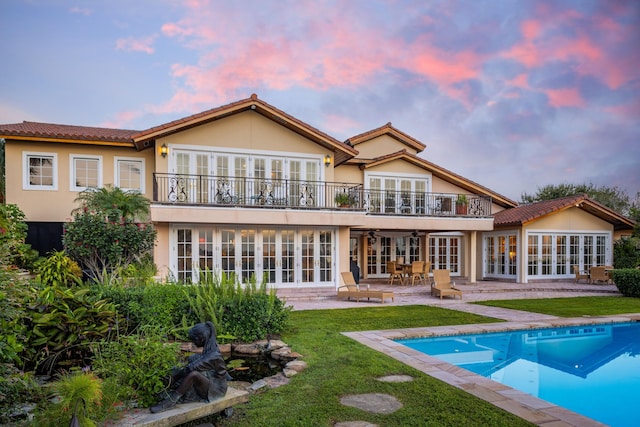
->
(397, 322, 640, 427)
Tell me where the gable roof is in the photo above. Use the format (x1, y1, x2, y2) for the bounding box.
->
(346, 122, 426, 153)
(132, 94, 358, 164)
(349, 149, 517, 208)
(0, 121, 139, 147)
(494, 194, 635, 230)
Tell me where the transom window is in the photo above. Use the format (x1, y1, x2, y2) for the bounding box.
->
(23, 152, 57, 190)
(70, 155, 102, 191)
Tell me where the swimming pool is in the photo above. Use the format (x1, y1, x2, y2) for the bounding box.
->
(343, 315, 640, 426)
(396, 322, 640, 427)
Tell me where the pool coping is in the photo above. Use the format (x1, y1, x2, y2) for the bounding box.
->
(343, 313, 640, 427)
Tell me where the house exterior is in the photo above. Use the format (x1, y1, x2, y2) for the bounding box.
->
(491, 195, 634, 283)
(0, 94, 633, 288)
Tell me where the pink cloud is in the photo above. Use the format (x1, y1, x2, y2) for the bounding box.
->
(116, 36, 157, 54)
(545, 88, 584, 108)
(503, 7, 637, 93)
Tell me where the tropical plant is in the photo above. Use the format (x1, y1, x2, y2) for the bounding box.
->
(63, 210, 156, 285)
(72, 184, 150, 221)
(456, 194, 468, 205)
(96, 281, 190, 335)
(184, 272, 291, 342)
(0, 268, 35, 369)
(24, 283, 121, 374)
(334, 191, 353, 206)
(36, 250, 83, 287)
(33, 370, 103, 427)
(0, 203, 39, 269)
(92, 332, 180, 408)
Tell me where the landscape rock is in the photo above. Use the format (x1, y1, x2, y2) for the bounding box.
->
(340, 393, 403, 414)
(284, 360, 308, 372)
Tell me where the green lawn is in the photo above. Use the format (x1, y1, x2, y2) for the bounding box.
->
(474, 295, 640, 317)
(219, 305, 532, 427)
(218, 297, 639, 426)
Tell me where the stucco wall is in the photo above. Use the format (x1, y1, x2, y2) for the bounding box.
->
(5, 140, 154, 222)
(526, 207, 613, 232)
(353, 134, 419, 158)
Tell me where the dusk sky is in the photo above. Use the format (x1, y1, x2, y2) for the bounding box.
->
(1, 0, 638, 202)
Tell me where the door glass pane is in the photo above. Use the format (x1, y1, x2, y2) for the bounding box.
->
(556, 235, 567, 275)
(368, 178, 381, 213)
(319, 231, 332, 282)
(395, 237, 406, 263)
(508, 235, 517, 275)
(583, 235, 593, 269)
(241, 229, 255, 283)
(263, 229, 276, 284)
(281, 230, 295, 283)
(380, 236, 391, 274)
(384, 178, 396, 213)
(449, 237, 459, 273)
(485, 236, 495, 275)
(301, 230, 314, 283)
(497, 236, 506, 274)
(199, 230, 213, 277)
(367, 237, 378, 276)
(220, 229, 235, 280)
(528, 235, 538, 275)
(177, 229, 192, 282)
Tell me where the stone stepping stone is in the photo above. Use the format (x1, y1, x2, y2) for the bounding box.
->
(376, 374, 414, 383)
(340, 393, 403, 414)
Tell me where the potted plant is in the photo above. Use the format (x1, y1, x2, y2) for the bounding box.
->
(335, 192, 353, 207)
(455, 194, 468, 215)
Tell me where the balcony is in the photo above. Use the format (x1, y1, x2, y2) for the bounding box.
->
(153, 173, 492, 217)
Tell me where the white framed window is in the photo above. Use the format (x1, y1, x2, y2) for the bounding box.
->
(70, 154, 102, 191)
(23, 151, 58, 190)
(115, 157, 145, 192)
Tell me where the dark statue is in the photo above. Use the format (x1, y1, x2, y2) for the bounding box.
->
(150, 321, 229, 413)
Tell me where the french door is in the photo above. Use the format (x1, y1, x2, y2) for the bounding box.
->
(366, 234, 423, 278)
(526, 232, 609, 279)
(173, 226, 334, 286)
(173, 151, 212, 203)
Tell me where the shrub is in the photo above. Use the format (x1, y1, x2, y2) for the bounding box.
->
(0, 269, 32, 366)
(96, 282, 191, 336)
(613, 236, 640, 268)
(63, 210, 156, 285)
(92, 332, 180, 408)
(33, 370, 103, 427)
(23, 283, 121, 374)
(0, 365, 45, 425)
(611, 268, 640, 297)
(0, 203, 39, 270)
(184, 272, 291, 343)
(36, 250, 83, 287)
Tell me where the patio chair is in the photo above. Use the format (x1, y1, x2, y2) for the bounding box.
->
(409, 261, 425, 286)
(431, 269, 463, 300)
(337, 272, 394, 303)
(590, 266, 610, 284)
(573, 265, 590, 283)
(387, 261, 404, 285)
(422, 261, 432, 285)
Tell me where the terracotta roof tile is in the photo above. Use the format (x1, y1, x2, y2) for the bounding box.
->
(0, 121, 139, 143)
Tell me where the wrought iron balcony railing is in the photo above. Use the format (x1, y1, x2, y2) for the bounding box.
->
(153, 173, 491, 217)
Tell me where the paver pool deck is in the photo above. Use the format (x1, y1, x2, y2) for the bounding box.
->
(277, 280, 636, 426)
